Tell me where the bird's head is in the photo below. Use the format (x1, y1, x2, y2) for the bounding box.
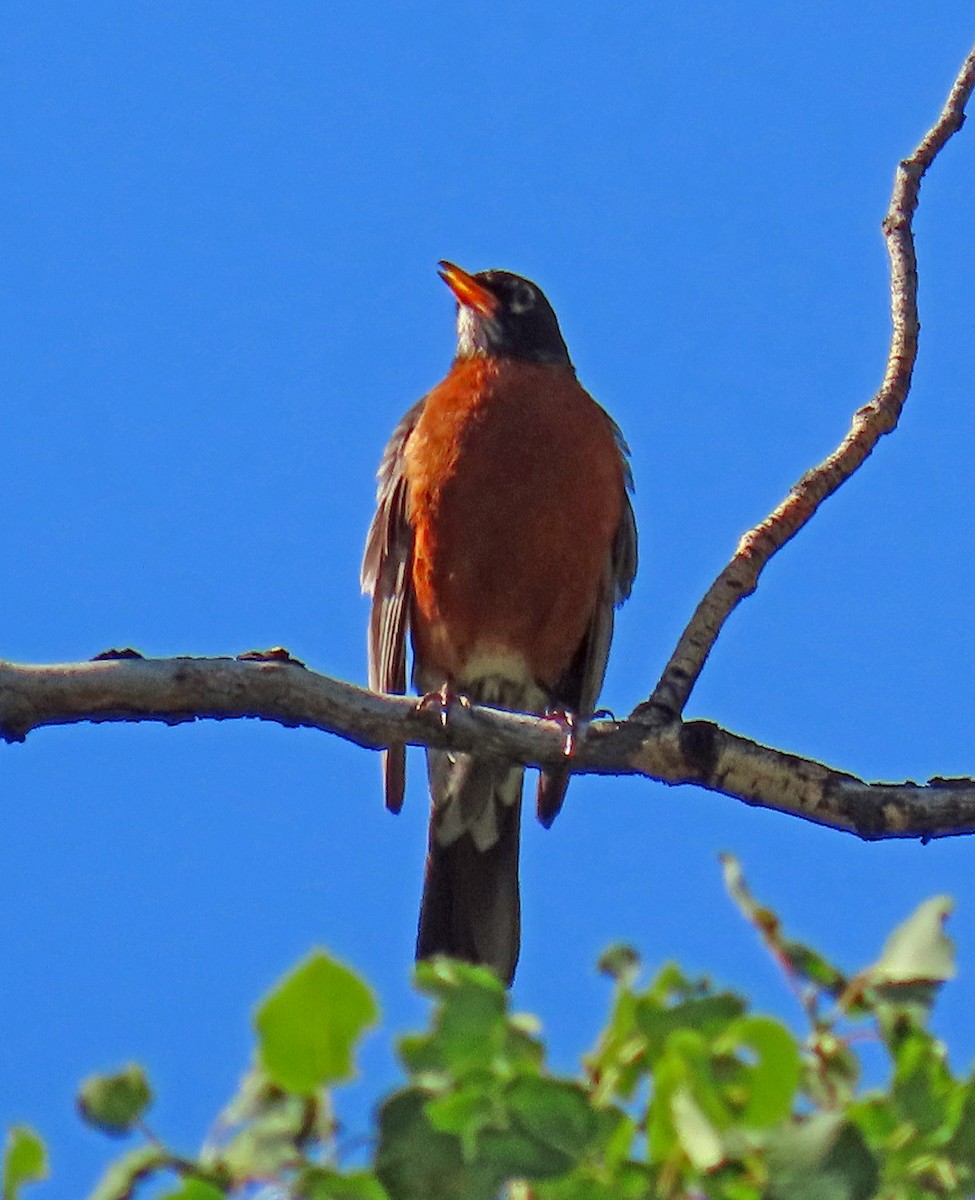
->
(438, 261, 572, 367)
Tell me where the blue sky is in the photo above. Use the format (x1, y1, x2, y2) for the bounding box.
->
(3, 3, 975, 1193)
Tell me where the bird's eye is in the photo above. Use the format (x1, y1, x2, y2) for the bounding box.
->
(509, 283, 536, 314)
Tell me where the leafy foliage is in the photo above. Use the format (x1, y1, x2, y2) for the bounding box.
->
(2, 1126, 47, 1200)
(8, 860, 975, 1199)
(77, 1065, 153, 1137)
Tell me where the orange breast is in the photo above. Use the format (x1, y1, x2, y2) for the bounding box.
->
(403, 357, 625, 689)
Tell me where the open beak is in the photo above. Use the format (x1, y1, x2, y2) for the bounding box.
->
(437, 261, 498, 316)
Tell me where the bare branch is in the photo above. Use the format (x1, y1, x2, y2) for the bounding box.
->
(3, 654, 975, 843)
(645, 44, 975, 722)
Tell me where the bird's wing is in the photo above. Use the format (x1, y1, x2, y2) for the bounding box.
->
(361, 399, 424, 812)
(536, 423, 638, 826)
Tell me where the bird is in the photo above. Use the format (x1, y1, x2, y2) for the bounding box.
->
(361, 261, 637, 986)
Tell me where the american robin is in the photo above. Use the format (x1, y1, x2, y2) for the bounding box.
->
(361, 262, 637, 985)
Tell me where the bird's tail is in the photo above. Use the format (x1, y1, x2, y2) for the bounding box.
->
(415, 750, 523, 986)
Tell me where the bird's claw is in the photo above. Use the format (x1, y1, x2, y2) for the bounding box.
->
(545, 706, 580, 758)
(415, 683, 471, 729)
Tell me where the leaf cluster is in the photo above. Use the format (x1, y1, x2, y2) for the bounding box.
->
(4, 859, 975, 1199)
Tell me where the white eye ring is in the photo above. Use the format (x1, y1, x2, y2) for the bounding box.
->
(509, 283, 536, 314)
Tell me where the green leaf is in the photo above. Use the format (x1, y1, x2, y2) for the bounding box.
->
(766, 1116, 879, 1200)
(475, 1125, 575, 1179)
(506, 1077, 597, 1161)
(255, 950, 379, 1093)
(779, 939, 848, 996)
(417, 1076, 597, 1180)
(597, 944, 641, 984)
(585, 982, 647, 1104)
(596, 1108, 637, 1169)
(720, 1016, 801, 1127)
(870, 895, 956, 987)
(3, 1126, 48, 1199)
(425, 1080, 497, 1136)
(414, 958, 507, 1007)
(890, 1029, 955, 1135)
(946, 1077, 975, 1166)
(77, 1065, 153, 1136)
(846, 1096, 899, 1150)
(649, 1014, 773, 1178)
(403, 959, 543, 1092)
(647, 1033, 693, 1163)
(425, 1079, 502, 1161)
(711, 1178, 763, 1200)
(157, 1180, 226, 1200)
(635, 991, 746, 1061)
(296, 1166, 389, 1199)
(672, 1028, 742, 1134)
(375, 1088, 501, 1200)
(533, 1176, 643, 1200)
(407, 959, 511, 1078)
(87, 1146, 169, 1200)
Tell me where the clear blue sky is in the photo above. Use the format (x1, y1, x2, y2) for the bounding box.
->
(3, 4, 975, 1193)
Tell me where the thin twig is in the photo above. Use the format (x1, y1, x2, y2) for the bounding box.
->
(644, 45, 975, 722)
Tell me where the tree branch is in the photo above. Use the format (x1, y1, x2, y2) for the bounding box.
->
(5, 48, 975, 848)
(644, 43, 975, 722)
(3, 653, 975, 843)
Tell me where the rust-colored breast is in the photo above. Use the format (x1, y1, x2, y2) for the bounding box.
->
(403, 357, 625, 689)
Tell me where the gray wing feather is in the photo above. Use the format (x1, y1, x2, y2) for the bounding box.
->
(580, 499, 637, 712)
(566, 425, 638, 714)
(536, 432, 637, 827)
(361, 400, 424, 811)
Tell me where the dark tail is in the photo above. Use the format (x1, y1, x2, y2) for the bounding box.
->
(415, 751, 522, 986)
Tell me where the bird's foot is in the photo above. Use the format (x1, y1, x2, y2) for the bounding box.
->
(544, 706, 582, 758)
(415, 683, 471, 729)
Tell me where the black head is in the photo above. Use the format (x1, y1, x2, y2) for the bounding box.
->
(438, 261, 572, 367)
